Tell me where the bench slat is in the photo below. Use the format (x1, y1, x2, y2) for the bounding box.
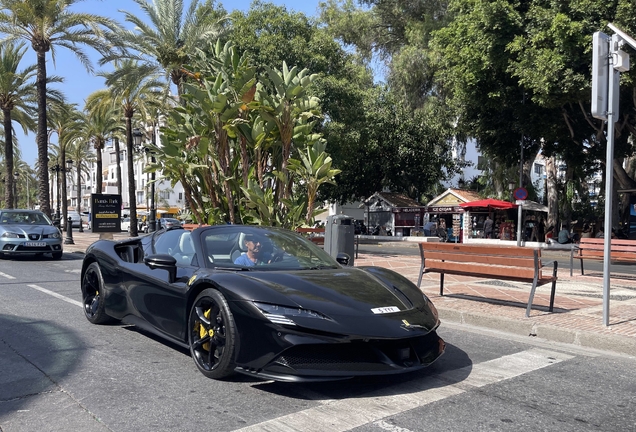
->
(425, 261, 539, 281)
(421, 243, 537, 257)
(577, 244, 636, 253)
(423, 251, 537, 268)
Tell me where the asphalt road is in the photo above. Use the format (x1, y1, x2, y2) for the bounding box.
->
(1, 254, 635, 431)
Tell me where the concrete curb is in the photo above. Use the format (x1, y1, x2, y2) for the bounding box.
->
(438, 307, 636, 357)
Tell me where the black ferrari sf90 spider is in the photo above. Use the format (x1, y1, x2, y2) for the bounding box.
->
(81, 225, 444, 382)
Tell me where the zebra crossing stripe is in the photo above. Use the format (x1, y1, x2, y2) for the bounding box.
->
(234, 348, 574, 432)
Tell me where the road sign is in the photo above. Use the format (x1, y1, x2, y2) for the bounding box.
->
(592, 31, 610, 120)
(513, 187, 528, 201)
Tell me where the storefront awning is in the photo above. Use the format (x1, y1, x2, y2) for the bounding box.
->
(459, 198, 517, 210)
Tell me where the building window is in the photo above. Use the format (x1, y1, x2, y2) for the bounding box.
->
(178, 192, 183, 200)
(534, 163, 543, 175)
(159, 191, 170, 200)
(136, 191, 144, 204)
(477, 156, 487, 170)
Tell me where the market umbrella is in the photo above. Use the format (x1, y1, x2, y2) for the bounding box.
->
(459, 198, 517, 210)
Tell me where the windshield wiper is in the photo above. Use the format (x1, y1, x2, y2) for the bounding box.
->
(305, 265, 337, 270)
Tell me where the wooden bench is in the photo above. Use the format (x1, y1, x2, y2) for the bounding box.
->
(417, 243, 558, 317)
(296, 227, 325, 245)
(570, 238, 636, 276)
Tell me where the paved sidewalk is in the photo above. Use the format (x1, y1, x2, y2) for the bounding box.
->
(63, 230, 636, 357)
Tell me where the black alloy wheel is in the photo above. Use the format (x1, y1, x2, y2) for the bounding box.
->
(81, 262, 113, 324)
(188, 289, 237, 379)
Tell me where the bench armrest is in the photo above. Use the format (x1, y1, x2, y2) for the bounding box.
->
(540, 260, 557, 269)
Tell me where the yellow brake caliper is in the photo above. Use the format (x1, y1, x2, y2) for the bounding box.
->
(198, 309, 213, 351)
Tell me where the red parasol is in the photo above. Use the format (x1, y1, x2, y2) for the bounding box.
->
(459, 198, 517, 210)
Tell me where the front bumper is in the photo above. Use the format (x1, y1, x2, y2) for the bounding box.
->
(0, 239, 63, 254)
(235, 330, 445, 382)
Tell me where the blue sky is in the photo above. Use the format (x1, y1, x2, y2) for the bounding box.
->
(15, 0, 323, 167)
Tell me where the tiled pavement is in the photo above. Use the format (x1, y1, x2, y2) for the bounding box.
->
(63, 230, 636, 356)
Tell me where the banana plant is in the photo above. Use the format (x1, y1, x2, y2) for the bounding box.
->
(287, 140, 341, 226)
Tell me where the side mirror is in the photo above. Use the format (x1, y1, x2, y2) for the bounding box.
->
(336, 252, 350, 266)
(145, 254, 177, 282)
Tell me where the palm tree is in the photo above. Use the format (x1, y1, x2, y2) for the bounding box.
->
(0, 0, 120, 216)
(0, 42, 37, 208)
(80, 101, 119, 202)
(13, 158, 34, 208)
(110, 0, 228, 96)
(48, 102, 81, 225)
(96, 60, 165, 237)
(66, 137, 95, 223)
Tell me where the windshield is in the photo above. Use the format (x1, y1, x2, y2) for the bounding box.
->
(202, 226, 339, 270)
(0, 211, 52, 225)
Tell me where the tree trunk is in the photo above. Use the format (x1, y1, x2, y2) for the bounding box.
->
(36, 50, 51, 216)
(115, 137, 122, 195)
(61, 151, 68, 230)
(3, 109, 14, 209)
(76, 162, 82, 217)
(95, 141, 103, 195)
(126, 118, 138, 237)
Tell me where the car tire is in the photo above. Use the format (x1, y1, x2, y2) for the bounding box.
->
(188, 288, 237, 379)
(51, 251, 62, 260)
(81, 262, 114, 324)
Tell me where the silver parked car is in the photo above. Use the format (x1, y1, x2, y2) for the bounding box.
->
(68, 211, 82, 228)
(0, 210, 63, 259)
(143, 217, 182, 232)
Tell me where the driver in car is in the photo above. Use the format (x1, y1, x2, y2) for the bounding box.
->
(233, 234, 278, 266)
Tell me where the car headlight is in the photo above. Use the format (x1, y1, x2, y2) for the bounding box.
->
(1, 232, 20, 238)
(254, 302, 330, 326)
(49, 232, 61, 239)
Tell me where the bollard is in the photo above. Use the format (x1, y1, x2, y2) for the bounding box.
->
(64, 216, 75, 245)
(79, 214, 84, 233)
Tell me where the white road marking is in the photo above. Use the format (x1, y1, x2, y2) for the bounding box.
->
(234, 348, 574, 432)
(27, 284, 82, 308)
(64, 269, 81, 274)
(0, 271, 15, 279)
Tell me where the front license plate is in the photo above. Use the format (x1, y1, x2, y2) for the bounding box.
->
(25, 242, 46, 247)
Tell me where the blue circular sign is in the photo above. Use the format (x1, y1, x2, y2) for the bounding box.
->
(513, 187, 528, 200)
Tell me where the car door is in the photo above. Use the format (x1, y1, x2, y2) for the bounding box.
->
(119, 229, 197, 342)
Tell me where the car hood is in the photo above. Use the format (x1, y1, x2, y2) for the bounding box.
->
(221, 267, 426, 316)
(0, 223, 58, 235)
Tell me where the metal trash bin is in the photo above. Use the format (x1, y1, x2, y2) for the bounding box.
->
(324, 214, 355, 266)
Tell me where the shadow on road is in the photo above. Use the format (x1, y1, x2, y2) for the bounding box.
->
(0, 314, 85, 417)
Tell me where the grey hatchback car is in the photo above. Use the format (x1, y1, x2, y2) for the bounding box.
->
(0, 210, 63, 259)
